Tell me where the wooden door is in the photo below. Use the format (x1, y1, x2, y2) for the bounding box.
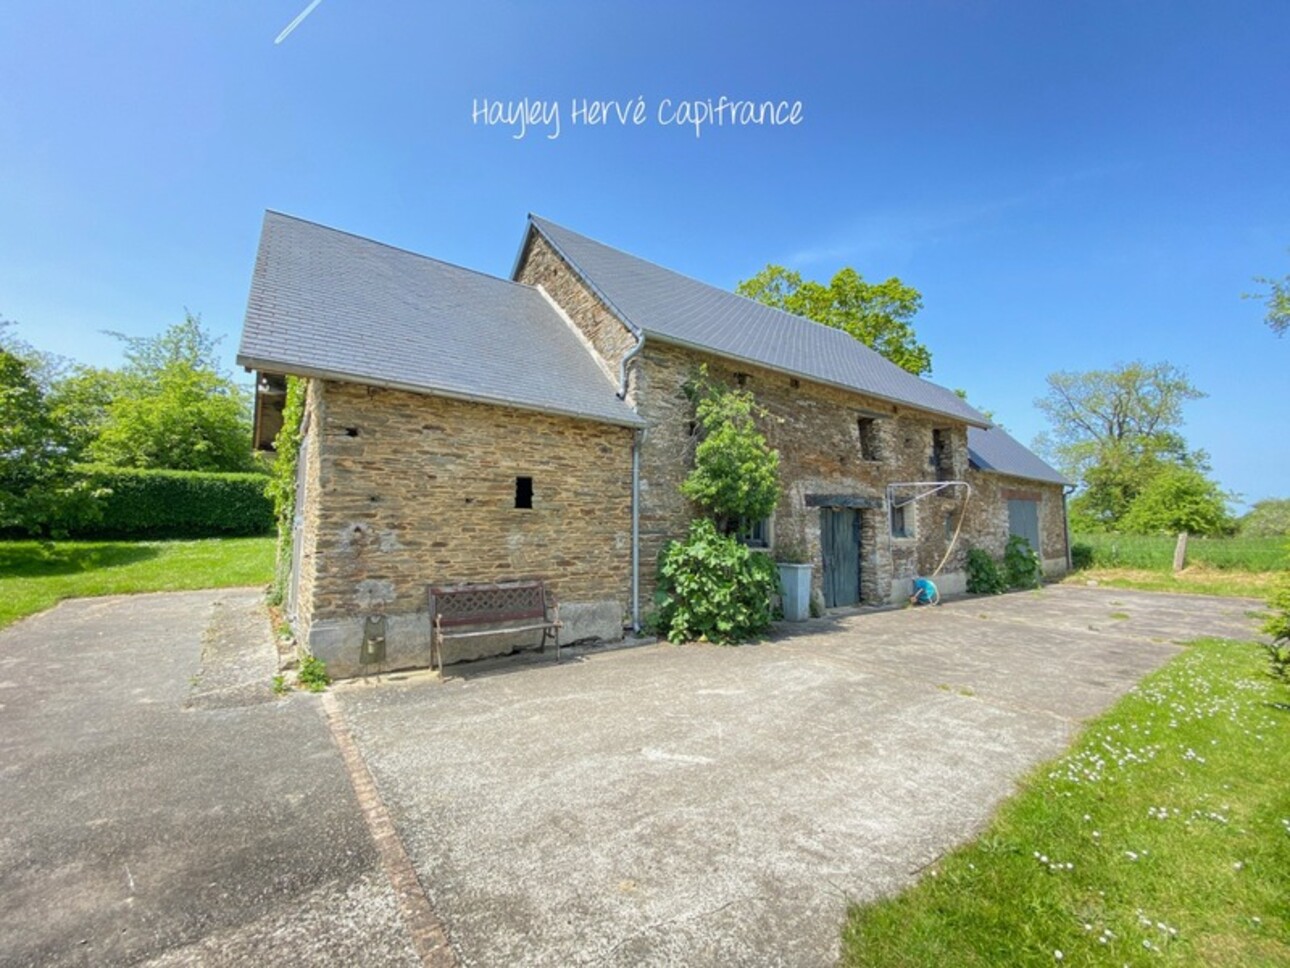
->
(821, 508, 861, 608)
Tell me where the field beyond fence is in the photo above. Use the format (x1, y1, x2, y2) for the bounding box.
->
(1072, 533, 1288, 572)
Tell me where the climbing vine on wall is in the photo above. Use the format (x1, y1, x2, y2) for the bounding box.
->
(265, 376, 306, 605)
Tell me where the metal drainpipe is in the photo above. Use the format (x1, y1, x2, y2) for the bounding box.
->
(619, 335, 645, 633)
(1062, 484, 1076, 570)
(631, 430, 642, 633)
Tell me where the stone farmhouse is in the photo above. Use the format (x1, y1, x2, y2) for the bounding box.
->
(237, 212, 1070, 677)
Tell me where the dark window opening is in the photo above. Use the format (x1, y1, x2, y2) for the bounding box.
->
(891, 502, 912, 539)
(344, 426, 360, 438)
(790, 377, 800, 389)
(858, 417, 880, 461)
(687, 420, 698, 438)
(515, 476, 533, 509)
(737, 516, 770, 549)
(931, 429, 952, 481)
(734, 372, 749, 387)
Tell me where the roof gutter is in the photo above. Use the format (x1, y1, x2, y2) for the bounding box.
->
(235, 356, 646, 429)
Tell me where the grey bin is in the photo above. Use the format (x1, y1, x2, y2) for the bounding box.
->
(777, 563, 813, 622)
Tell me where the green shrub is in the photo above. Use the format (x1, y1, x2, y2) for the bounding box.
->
(1003, 535, 1043, 589)
(1262, 546, 1290, 683)
(297, 653, 330, 692)
(965, 548, 1006, 595)
(651, 519, 780, 644)
(63, 464, 273, 538)
(1070, 542, 1094, 570)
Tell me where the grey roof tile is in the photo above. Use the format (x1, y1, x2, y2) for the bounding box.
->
(526, 216, 989, 426)
(967, 426, 1070, 486)
(237, 212, 642, 427)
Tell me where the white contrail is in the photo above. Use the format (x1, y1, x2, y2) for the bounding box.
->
(275, 0, 325, 45)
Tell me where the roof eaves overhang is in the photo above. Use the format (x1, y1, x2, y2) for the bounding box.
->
(236, 355, 646, 429)
(643, 331, 991, 429)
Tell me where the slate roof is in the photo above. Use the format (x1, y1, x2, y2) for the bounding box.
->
(523, 216, 989, 427)
(237, 212, 642, 427)
(967, 426, 1070, 486)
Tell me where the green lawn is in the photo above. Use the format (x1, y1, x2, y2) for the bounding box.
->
(0, 537, 275, 630)
(842, 639, 1290, 967)
(1073, 534, 1289, 572)
(1063, 567, 1280, 600)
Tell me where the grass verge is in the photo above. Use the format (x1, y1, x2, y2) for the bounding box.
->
(841, 638, 1289, 967)
(1065, 567, 1279, 599)
(0, 537, 275, 630)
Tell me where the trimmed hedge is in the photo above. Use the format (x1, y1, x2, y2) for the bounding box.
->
(67, 465, 274, 538)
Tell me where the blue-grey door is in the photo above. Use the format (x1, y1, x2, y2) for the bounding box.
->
(821, 508, 861, 608)
(1007, 499, 1040, 554)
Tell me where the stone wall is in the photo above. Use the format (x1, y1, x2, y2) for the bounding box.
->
(632, 340, 983, 608)
(294, 380, 634, 677)
(514, 231, 639, 381)
(961, 469, 1070, 575)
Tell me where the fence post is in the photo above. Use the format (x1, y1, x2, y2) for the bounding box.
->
(1172, 532, 1188, 572)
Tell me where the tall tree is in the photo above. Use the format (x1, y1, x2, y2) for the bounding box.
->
(88, 313, 256, 472)
(1246, 253, 1289, 336)
(1035, 361, 1210, 530)
(737, 266, 932, 376)
(0, 348, 94, 534)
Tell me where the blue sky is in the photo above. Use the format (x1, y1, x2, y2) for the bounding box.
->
(2, 1, 1286, 508)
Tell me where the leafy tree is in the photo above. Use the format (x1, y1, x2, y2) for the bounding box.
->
(0, 348, 96, 535)
(1118, 465, 1235, 537)
(1245, 254, 1288, 336)
(46, 366, 122, 461)
(680, 375, 780, 535)
(88, 313, 255, 472)
(737, 265, 932, 375)
(1239, 498, 1290, 537)
(1035, 361, 1210, 530)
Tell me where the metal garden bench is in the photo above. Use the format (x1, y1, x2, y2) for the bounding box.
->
(427, 579, 562, 672)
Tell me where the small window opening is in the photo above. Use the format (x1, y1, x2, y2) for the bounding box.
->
(515, 476, 533, 509)
(737, 516, 770, 549)
(687, 420, 698, 438)
(734, 372, 749, 387)
(344, 426, 360, 437)
(890, 502, 912, 539)
(858, 417, 880, 461)
(931, 429, 952, 481)
(790, 377, 800, 389)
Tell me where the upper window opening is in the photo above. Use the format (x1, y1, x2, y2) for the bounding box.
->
(858, 417, 880, 461)
(931, 429, 952, 481)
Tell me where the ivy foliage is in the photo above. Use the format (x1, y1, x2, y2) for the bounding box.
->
(266, 377, 307, 605)
(651, 519, 780, 644)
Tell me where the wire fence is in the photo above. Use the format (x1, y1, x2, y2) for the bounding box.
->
(1072, 533, 1289, 572)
